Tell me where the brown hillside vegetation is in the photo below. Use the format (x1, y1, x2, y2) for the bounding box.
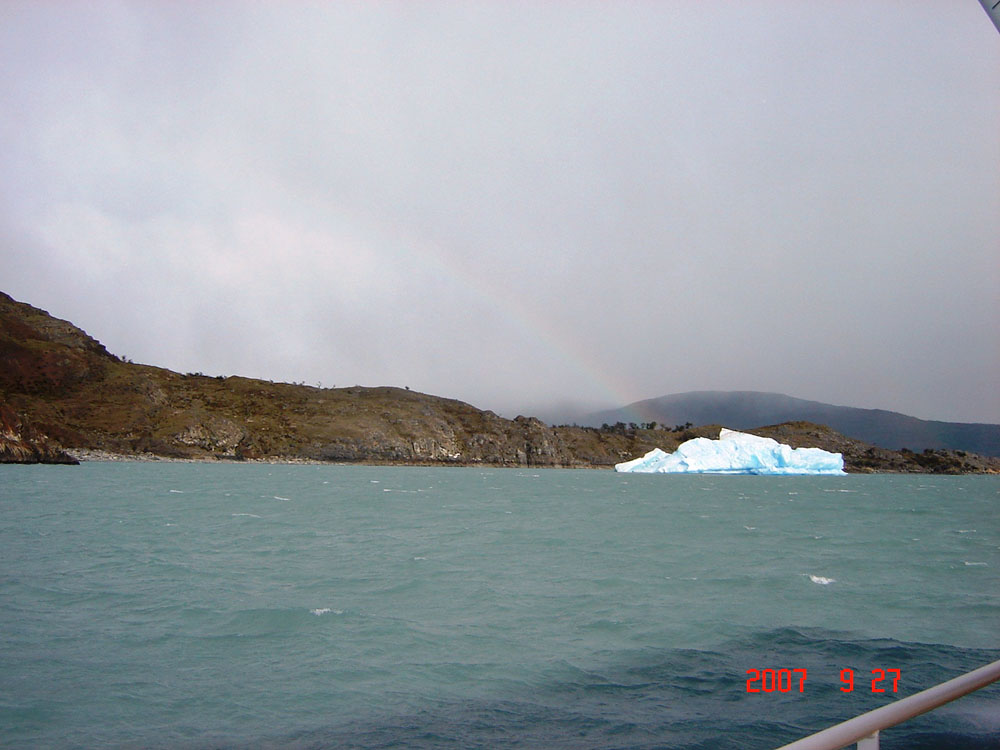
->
(1, 291, 997, 473)
(0, 292, 656, 466)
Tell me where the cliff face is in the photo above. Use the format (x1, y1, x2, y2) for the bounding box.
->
(0, 402, 78, 464)
(0, 292, 656, 466)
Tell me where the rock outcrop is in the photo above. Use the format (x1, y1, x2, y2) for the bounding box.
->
(0, 403, 78, 464)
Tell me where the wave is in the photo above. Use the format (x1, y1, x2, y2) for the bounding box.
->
(184, 629, 1000, 750)
(807, 574, 836, 585)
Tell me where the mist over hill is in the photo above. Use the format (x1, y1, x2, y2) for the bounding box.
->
(584, 391, 1000, 457)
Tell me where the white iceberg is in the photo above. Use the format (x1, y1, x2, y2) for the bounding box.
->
(615, 429, 846, 475)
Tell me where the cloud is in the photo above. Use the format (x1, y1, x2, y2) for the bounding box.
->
(1, 2, 998, 422)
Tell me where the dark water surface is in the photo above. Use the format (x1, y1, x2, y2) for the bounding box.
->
(1, 464, 997, 748)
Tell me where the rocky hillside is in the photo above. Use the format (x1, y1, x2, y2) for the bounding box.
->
(0, 403, 77, 464)
(0, 292, 660, 467)
(2, 291, 997, 473)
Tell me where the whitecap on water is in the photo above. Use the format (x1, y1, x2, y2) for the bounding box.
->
(231, 513, 262, 518)
(273, 496, 291, 501)
(963, 561, 987, 567)
(807, 575, 836, 585)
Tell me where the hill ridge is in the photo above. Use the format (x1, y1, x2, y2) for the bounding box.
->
(0, 292, 659, 467)
(586, 390, 1000, 457)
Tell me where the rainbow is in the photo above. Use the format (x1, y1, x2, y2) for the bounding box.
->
(346, 207, 647, 422)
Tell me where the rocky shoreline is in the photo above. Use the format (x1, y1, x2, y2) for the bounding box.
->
(0, 404, 78, 464)
(5, 422, 999, 474)
(32, 433, 1000, 475)
(60, 448, 611, 468)
(63, 448, 327, 464)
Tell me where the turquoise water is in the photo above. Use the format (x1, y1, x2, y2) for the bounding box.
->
(1, 464, 998, 749)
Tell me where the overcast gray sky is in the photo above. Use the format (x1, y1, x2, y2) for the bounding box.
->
(2, 1, 998, 423)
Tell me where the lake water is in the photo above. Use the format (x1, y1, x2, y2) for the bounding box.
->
(1, 464, 998, 749)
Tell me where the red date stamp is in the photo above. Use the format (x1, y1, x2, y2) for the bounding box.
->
(746, 668, 901, 693)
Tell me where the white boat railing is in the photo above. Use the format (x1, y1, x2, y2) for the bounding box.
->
(773, 657, 1000, 750)
(980, 0, 1000, 35)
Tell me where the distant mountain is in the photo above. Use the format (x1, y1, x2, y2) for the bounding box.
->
(585, 391, 1000, 457)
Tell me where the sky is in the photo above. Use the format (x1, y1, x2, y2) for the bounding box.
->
(2, 2, 998, 424)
